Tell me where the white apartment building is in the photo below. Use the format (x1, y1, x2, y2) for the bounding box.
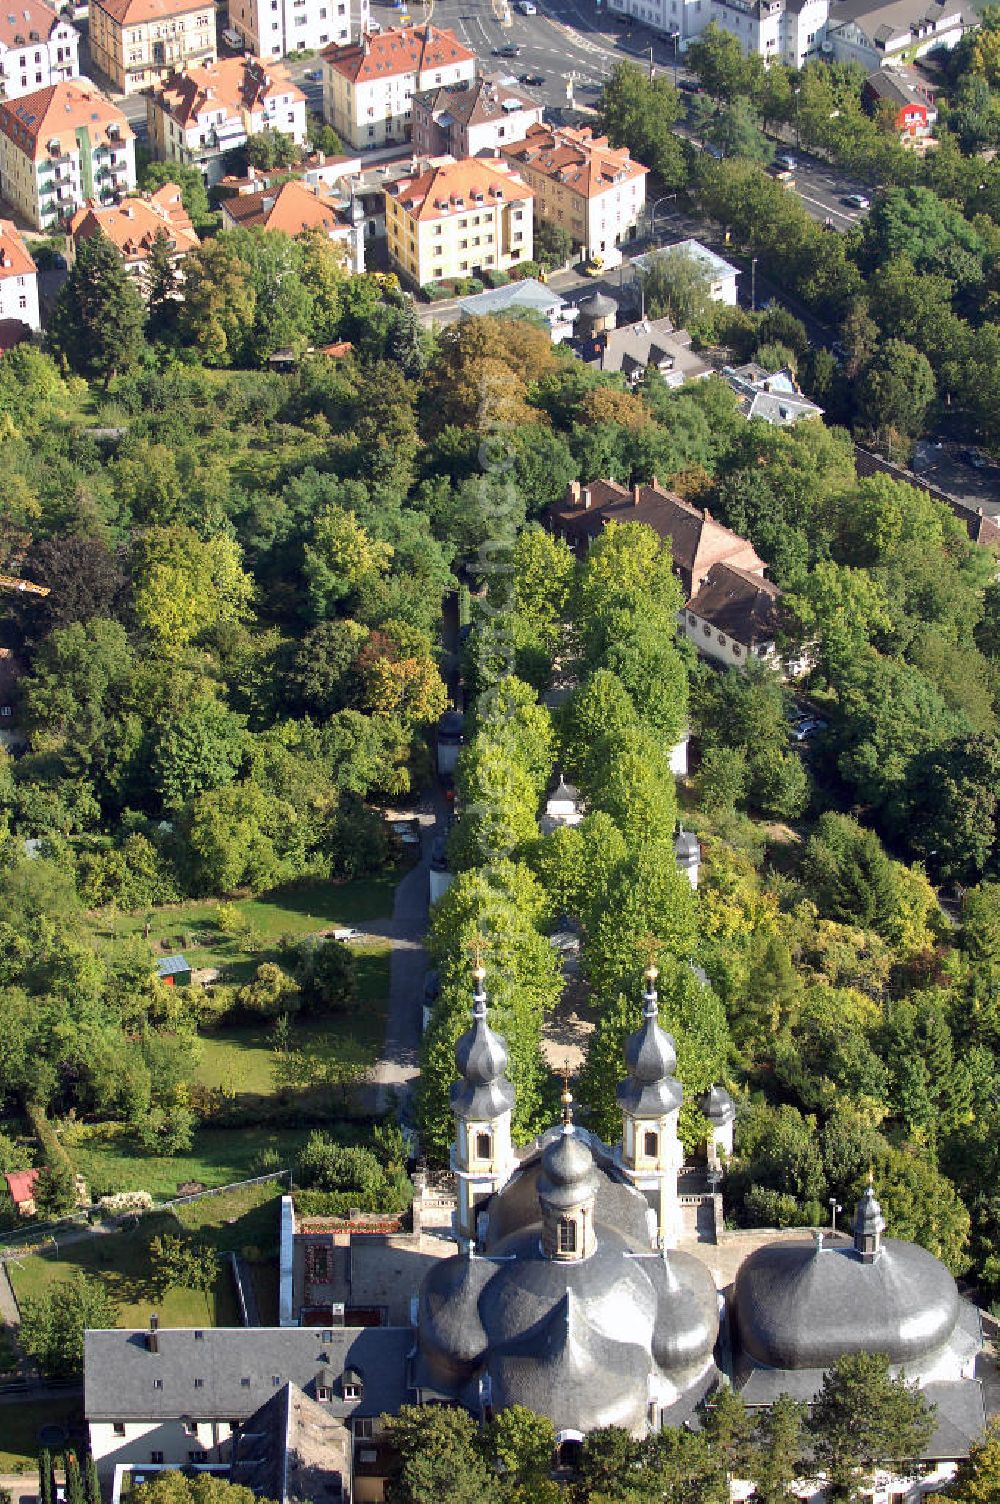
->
(385, 155, 533, 284)
(607, 0, 828, 65)
(826, 0, 969, 70)
(146, 54, 307, 185)
(608, 0, 967, 66)
(227, 0, 349, 63)
(0, 80, 134, 231)
(0, 216, 38, 329)
(501, 121, 647, 261)
(322, 23, 476, 149)
(0, 0, 78, 101)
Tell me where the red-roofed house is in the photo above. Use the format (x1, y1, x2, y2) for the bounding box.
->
(549, 477, 799, 671)
(68, 182, 199, 288)
(0, 217, 38, 330)
(322, 23, 475, 148)
(501, 121, 647, 261)
(89, 0, 215, 96)
(0, 79, 134, 229)
(220, 177, 364, 270)
(147, 53, 307, 185)
(385, 154, 532, 285)
(5, 1167, 39, 1216)
(0, 0, 79, 102)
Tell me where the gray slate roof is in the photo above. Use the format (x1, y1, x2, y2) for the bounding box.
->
(458, 277, 566, 320)
(84, 1325, 413, 1423)
(734, 1236, 964, 1371)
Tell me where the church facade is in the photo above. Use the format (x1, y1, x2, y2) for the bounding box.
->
(84, 963, 987, 1500)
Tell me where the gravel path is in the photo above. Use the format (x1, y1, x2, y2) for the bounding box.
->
(372, 798, 447, 1118)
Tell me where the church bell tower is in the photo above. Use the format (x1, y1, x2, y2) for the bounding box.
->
(615, 965, 684, 1249)
(450, 964, 516, 1246)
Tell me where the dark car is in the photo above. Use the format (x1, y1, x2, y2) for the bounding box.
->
(519, 71, 545, 84)
(430, 836, 449, 871)
(494, 41, 522, 56)
(677, 77, 700, 92)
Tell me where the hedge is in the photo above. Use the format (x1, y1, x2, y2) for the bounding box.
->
(26, 1101, 77, 1181)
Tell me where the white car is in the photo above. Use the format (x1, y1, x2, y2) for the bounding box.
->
(843, 192, 871, 210)
(516, 1, 537, 12)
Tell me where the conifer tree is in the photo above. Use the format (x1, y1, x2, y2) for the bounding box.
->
(48, 229, 145, 386)
(145, 227, 180, 338)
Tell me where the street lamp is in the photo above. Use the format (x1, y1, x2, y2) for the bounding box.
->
(750, 254, 758, 313)
(667, 29, 679, 86)
(828, 1197, 842, 1235)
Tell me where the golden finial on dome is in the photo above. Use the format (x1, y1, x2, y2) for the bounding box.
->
(560, 1060, 574, 1125)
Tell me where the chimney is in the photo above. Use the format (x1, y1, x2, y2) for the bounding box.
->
(148, 1313, 159, 1353)
(582, 486, 592, 510)
(568, 479, 581, 507)
(632, 482, 642, 506)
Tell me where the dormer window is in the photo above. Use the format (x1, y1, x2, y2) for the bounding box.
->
(342, 1367, 364, 1401)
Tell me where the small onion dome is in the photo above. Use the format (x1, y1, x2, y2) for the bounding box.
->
(674, 825, 700, 861)
(538, 1126, 600, 1213)
(450, 968, 516, 1122)
(578, 290, 618, 319)
(854, 1181, 885, 1244)
(617, 967, 683, 1117)
(697, 1084, 736, 1126)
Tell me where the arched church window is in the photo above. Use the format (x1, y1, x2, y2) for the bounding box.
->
(644, 1130, 658, 1158)
(476, 1131, 492, 1159)
(558, 1217, 577, 1254)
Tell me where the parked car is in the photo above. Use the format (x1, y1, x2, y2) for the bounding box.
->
(961, 447, 991, 470)
(842, 192, 870, 210)
(423, 969, 441, 1005)
(791, 716, 827, 743)
(332, 926, 362, 942)
(775, 151, 796, 170)
(430, 836, 449, 871)
(515, 1, 537, 12)
(677, 77, 700, 93)
(582, 245, 622, 276)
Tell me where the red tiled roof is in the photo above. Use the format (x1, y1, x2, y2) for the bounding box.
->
(5, 1168, 39, 1205)
(502, 121, 647, 199)
(549, 477, 765, 588)
(94, 0, 204, 26)
(0, 80, 131, 161)
(153, 54, 303, 128)
(0, 0, 67, 48)
(322, 22, 473, 85)
(70, 186, 199, 261)
(0, 218, 36, 279)
(388, 154, 531, 222)
(686, 561, 780, 647)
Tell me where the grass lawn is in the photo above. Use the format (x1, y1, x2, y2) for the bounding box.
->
(0, 1395, 84, 1471)
(8, 1183, 281, 1328)
(94, 872, 400, 987)
(64, 1124, 311, 1200)
(194, 942, 392, 1096)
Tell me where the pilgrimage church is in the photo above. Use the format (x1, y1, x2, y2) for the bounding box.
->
(85, 965, 987, 1501)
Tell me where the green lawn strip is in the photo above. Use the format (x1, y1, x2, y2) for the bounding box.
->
(0, 1395, 84, 1470)
(64, 1124, 311, 1200)
(7, 1185, 280, 1330)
